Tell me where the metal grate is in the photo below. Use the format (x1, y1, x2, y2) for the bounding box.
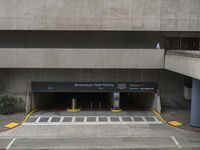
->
(63, 117, 72, 122)
(24, 115, 162, 125)
(38, 117, 49, 122)
(134, 117, 144, 122)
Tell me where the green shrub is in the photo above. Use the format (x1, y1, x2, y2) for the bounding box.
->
(0, 95, 18, 115)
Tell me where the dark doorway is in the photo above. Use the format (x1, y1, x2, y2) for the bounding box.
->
(120, 92, 154, 110)
(32, 92, 111, 111)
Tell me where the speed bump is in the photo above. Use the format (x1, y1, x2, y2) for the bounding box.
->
(5, 122, 19, 128)
(168, 121, 182, 127)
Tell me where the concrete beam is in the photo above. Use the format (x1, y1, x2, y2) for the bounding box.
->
(0, 48, 164, 69)
(165, 51, 200, 79)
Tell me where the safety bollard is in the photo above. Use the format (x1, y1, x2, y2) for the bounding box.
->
(72, 98, 76, 110)
(66, 98, 80, 112)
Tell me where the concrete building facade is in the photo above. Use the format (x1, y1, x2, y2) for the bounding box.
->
(0, 0, 200, 126)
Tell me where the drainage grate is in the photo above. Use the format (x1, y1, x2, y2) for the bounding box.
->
(51, 117, 61, 122)
(98, 117, 107, 122)
(110, 117, 120, 122)
(75, 117, 84, 122)
(39, 117, 49, 122)
(87, 117, 96, 122)
(122, 117, 132, 122)
(145, 117, 155, 122)
(133, 117, 144, 122)
(63, 117, 72, 122)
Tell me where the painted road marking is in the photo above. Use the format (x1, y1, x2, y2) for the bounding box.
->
(23, 116, 162, 125)
(60, 116, 64, 123)
(35, 117, 40, 123)
(6, 138, 16, 149)
(3, 137, 179, 149)
(170, 136, 182, 148)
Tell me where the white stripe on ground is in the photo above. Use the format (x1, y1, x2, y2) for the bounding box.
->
(24, 116, 162, 125)
(153, 116, 160, 122)
(47, 117, 52, 123)
(170, 136, 182, 148)
(35, 117, 41, 123)
(60, 116, 64, 122)
(6, 138, 16, 149)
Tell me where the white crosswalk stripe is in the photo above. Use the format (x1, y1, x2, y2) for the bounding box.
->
(23, 115, 162, 125)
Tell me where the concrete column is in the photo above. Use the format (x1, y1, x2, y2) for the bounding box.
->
(191, 79, 200, 127)
(153, 90, 161, 114)
(25, 94, 31, 115)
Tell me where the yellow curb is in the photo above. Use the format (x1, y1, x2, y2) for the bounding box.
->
(21, 108, 38, 124)
(67, 108, 81, 112)
(150, 108, 183, 128)
(111, 108, 122, 113)
(150, 108, 166, 123)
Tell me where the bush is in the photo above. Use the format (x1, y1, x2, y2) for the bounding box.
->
(0, 95, 18, 115)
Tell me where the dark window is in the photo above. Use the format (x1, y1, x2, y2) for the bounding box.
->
(181, 38, 199, 50)
(165, 37, 199, 50)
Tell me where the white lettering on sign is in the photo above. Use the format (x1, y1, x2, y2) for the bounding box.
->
(103, 83, 114, 87)
(74, 83, 93, 87)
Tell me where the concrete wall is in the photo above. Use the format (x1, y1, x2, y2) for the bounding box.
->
(165, 52, 200, 80)
(0, 48, 164, 69)
(0, 0, 199, 31)
(0, 69, 187, 110)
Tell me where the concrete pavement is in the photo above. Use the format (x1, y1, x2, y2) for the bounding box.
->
(0, 111, 200, 149)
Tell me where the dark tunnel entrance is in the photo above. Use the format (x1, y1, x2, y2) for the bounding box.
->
(120, 92, 155, 111)
(33, 92, 111, 111)
(30, 82, 158, 113)
(32, 92, 155, 111)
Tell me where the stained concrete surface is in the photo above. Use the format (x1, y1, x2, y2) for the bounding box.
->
(0, 138, 11, 148)
(9, 137, 177, 149)
(0, 48, 164, 69)
(0, 111, 200, 149)
(162, 109, 200, 132)
(0, 123, 200, 149)
(0, 0, 199, 31)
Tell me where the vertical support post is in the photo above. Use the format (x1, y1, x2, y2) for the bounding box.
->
(111, 92, 121, 112)
(153, 90, 161, 114)
(191, 79, 200, 127)
(72, 98, 76, 109)
(67, 98, 80, 112)
(25, 90, 32, 115)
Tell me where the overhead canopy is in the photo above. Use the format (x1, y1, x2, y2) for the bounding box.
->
(31, 82, 158, 93)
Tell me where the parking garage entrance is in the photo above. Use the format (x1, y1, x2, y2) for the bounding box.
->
(29, 82, 159, 113)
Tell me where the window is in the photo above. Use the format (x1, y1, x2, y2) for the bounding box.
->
(165, 37, 199, 50)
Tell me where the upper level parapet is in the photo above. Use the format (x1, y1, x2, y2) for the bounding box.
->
(166, 50, 200, 59)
